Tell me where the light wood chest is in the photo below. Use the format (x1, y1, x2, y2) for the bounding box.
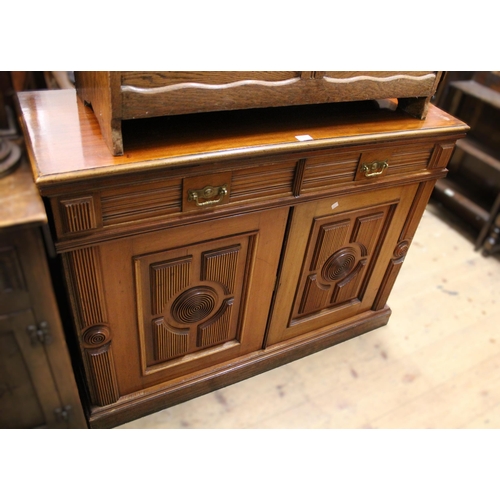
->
(75, 71, 443, 155)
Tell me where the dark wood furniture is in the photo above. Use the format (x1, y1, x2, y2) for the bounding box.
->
(17, 89, 467, 428)
(75, 71, 443, 155)
(433, 72, 500, 256)
(0, 159, 86, 428)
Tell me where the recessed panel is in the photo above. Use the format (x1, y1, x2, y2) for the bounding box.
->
(266, 184, 420, 346)
(135, 239, 250, 370)
(291, 206, 389, 323)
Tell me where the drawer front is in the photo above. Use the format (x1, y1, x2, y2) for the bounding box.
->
(301, 142, 435, 193)
(51, 141, 446, 241)
(51, 156, 298, 239)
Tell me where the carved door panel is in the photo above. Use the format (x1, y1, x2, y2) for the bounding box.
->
(266, 183, 419, 346)
(73, 207, 289, 405)
(135, 234, 254, 368)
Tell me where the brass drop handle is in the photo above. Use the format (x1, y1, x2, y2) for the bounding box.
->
(188, 184, 228, 207)
(362, 160, 389, 178)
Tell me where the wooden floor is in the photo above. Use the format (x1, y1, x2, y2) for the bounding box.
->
(117, 202, 500, 429)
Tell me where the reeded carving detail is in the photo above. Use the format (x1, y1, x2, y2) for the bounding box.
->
(310, 220, 350, 271)
(68, 247, 108, 328)
(198, 298, 234, 347)
(153, 319, 189, 361)
(61, 196, 97, 233)
(201, 245, 240, 295)
(171, 286, 218, 324)
(67, 247, 119, 407)
(331, 260, 367, 303)
(351, 213, 383, 255)
(299, 275, 330, 314)
(101, 181, 181, 226)
(231, 161, 296, 201)
(391, 145, 434, 174)
(151, 257, 191, 315)
(85, 343, 120, 406)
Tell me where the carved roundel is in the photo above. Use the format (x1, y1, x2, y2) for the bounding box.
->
(394, 240, 410, 260)
(321, 247, 358, 282)
(171, 286, 218, 324)
(82, 325, 111, 348)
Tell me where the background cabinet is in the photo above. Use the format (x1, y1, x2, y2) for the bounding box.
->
(0, 162, 86, 428)
(433, 71, 500, 256)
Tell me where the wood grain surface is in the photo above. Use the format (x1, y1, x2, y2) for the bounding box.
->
(17, 89, 467, 189)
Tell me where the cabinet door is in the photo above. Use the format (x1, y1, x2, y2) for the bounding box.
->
(70, 207, 289, 405)
(0, 309, 64, 428)
(1, 228, 86, 428)
(266, 183, 419, 346)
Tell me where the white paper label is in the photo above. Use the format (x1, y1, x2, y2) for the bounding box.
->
(331, 202, 339, 210)
(295, 135, 313, 141)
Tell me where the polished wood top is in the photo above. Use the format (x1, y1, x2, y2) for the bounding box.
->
(0, 158, 47, 230)
(17, 89, 468, 190)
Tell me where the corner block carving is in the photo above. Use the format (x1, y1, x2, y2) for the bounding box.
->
(429, 143, 456, 170)
(60, 195, 99, 233)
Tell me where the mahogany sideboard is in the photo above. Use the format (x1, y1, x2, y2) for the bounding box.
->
(17, 90, 467, 428)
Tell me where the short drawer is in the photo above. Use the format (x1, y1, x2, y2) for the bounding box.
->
(301, 142, 436, 193)
(50, 141, 443, 240)
(51, 156, 298, 239)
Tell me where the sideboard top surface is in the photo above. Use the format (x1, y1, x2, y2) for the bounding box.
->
(17, 89, 468, 190)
